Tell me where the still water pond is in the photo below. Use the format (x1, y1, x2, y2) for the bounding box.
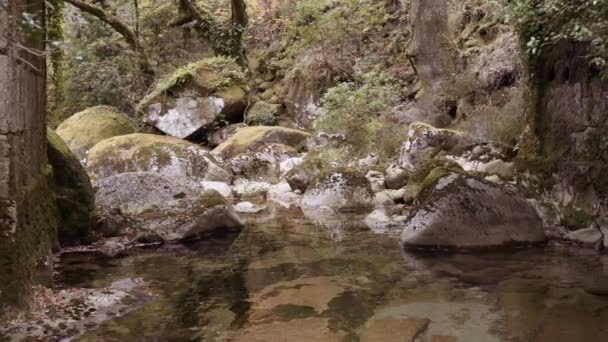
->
(56, 207, 608, 341)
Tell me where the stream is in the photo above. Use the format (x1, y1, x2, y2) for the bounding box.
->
(14, 206, 608, 341)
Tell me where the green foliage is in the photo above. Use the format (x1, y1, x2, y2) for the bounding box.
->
(246, 101, 279, 126)
(505, 0, 608, 76)
(314, 69, 402, 156)
(282, 0, 393, 55)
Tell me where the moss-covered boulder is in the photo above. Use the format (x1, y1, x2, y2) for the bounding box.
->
(285, 153, 328, 192)
(301, 167, 374, 214)
(86, 133, 232, 183)
(138, 57, 248, 140)
(245, 101, 281, 126)
(56, 106, 136, 161)
(401, 172, 545, 249)
(213, 126, 311, 158)
(47, 129, 95, 245)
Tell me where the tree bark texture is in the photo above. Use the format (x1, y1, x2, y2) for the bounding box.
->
(0, 0, 58, 313)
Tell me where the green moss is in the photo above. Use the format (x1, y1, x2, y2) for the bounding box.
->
(246, 101, 280, 126)
(47, 129, 95, 245)
(0, 167, 59, 312)
(199, 189, 227, 207)
(55, 105, 136, 158)
(213, 126, 311, 157)
(404, 159, 464, 203)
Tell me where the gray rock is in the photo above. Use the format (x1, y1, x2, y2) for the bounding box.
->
(401, 172, 545, 249)
(95, 173, 243, 242)
(96, 172, 204, 215)
(267, 182, 301, 208)
(480, 159, 515, 179)
(566, 227, 603, 247)
(366, 170, 386, 193)
(301, 168, 373, 216)
(384, 164, 410, 190)
(143, 190, 244, 242)
(399, 122, 472, 170)
(228, 143, 298, 183)
(207, 123, 247, 148)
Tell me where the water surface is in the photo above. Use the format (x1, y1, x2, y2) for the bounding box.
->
(54, 207, 608, 341)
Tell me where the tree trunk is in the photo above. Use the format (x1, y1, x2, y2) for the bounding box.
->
(405, 0, 456, 127)
(0, 0, 58, 314)
(176, 0, 248, 66)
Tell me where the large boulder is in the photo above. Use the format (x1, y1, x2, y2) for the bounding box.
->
(138, 58, 247, 140)
(301, 168, 374, 214)
(213, 126, 311, 158)
(96, 173, 243, 242)
(86, 133, 231, 183)
(56, 106, 136, 161)
(401, 172, 545, 249)
(47, 129, 96, 245)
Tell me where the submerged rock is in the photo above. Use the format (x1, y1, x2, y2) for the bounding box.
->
(47, 129, 95, 245)
(56, 105, 136, 161)
(86, 133, 232, 183)
(401, 172, 545, 249)
(301, 168, 373, 215)
(213, 126, 311, 158)
(138, 58, 247, 140)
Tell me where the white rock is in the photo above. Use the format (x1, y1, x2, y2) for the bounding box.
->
(365, 209, 404, 234)
(234, 201, 266, 213)
(366, 170, 386, 193)
(202, 181, 232, 199)
(233, 179, 272, 199)
(268, 183, 301, 208)
(280, 155, 306, 176)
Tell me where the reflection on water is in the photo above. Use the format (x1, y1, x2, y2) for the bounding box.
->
(53, 207, 608, 341)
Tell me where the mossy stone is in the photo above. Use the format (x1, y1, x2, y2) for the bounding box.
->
(56, 105, 136, 160)
(213, 126, 311, 158)
(47, 129, 95, 245)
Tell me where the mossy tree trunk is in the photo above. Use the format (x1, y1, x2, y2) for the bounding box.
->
(1, 0, 59, 314)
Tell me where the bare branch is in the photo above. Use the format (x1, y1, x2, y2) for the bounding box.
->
(64, 0, 155, 77)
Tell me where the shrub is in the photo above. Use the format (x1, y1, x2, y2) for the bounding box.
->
(313, 69, 402, 157)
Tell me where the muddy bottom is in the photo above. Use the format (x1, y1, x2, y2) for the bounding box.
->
(7, 207, 608, 341)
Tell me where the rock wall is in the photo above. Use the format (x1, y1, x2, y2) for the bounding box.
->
(0, 0, 57, 312)
(531, 42, 608, 211)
